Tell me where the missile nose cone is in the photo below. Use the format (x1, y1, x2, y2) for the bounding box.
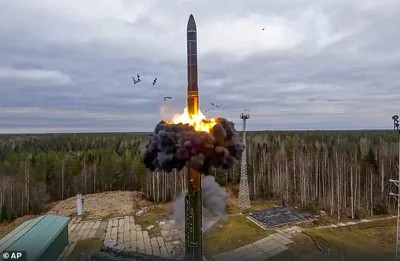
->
(187, 14, 196, 31)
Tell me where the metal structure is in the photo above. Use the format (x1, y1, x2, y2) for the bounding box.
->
(184, 14, 203, 261)
(389, 114, 400, 261)
(238, 113, 251, 210)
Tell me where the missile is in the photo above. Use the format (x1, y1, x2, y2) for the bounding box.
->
(187, 14, 199, 116)
(186, 15, 203, 261)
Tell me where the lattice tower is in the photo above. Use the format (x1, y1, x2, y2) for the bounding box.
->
(238, 113, 251, 210)
(389, 115, 400, 261)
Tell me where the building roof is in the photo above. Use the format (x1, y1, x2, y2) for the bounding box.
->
(0, 214, 70, 260)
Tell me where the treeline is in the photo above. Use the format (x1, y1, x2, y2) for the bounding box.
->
(245, 130, 399, 219)
(0, 133, 148, 221)
(0, 130, 399, 222)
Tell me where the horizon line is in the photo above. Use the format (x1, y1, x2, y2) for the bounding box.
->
(0, 128, 395, 135)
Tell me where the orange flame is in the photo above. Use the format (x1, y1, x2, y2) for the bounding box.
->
(167, 107, 217, 132)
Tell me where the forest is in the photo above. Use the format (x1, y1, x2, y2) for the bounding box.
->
(0, 130, 399, 222)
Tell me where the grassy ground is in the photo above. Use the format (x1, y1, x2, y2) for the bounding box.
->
(226, 196, 281, 215)
(203, 214, 273, 257)
(305, 219, 395, 260)
(268, 219, 396, 261)
(67, 239, 103, 261)
(269, 233, 344, 261)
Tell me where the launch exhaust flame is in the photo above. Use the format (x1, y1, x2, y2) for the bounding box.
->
(168, 107, 216, 132)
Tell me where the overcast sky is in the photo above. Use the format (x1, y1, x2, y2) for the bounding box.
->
(0, 0, 399, 133)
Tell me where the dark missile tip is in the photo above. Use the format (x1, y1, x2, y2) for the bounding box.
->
(187, 14, 196, 31)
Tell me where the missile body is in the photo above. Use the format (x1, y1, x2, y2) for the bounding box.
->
(185, 14, 203, 261)
(187, 14, 199, 116)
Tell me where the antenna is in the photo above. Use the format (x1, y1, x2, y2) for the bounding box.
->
(238, 112, 251, 210)
(389, 114, 400, 261)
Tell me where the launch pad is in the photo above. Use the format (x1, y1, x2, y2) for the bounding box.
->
(248, 206, 312, 229)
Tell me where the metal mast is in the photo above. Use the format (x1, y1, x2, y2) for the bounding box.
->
(389, 114, 400, 261)
(238, 112, 251, 210)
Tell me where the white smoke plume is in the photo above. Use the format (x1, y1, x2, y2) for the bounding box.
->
(172, 175, 228, 232)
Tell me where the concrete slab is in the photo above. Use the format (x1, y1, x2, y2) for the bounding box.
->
(160, 246, 169, 258)
(269, 233, 294, 245)
(82, 221, 95, 239)
(152, 246, 161, 256)
(150, 237, 159, 247)
(137, 240, 145, 252)
(91, 221, 104, 239)
(136, 231, 143, 240)
(234, 244, 255, 254)
(253, 236, 274, 247)
(213, 252, 235, 261)
(117, 232, 124, 243)
(59, 241, 77, 261)
(130, 239, 138, 251)
(68, 223, 77, 233)
(156, 236, 165, 246)
(259, 241, 281, 254)
(130, 229, 137, 242)
(123, 232, 130, 246)
(236, 247, 258, 258)
(144, 238, 152, 251)
(266, 245, 288, 257)
(242, 250, 268, 261)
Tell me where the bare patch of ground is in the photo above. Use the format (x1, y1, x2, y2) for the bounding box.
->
(48, 191, 151, 220)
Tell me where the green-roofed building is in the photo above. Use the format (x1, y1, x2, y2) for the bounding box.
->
(0, 214, 70, 261)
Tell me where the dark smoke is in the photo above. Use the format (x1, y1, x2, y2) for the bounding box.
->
(141, 118, 244, 174)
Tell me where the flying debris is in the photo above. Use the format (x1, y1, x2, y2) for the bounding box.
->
(204, 108, 214, 113)
(163, 96, 172, 101)
(132, 73, 141, 84)
(262, 28, 265, 30)
(244, 109, 250, 112)
(209, 102, 221, 108)
(153, 78, 158, 85)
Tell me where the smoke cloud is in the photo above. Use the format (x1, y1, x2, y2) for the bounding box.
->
(159, 104, 178, 122)
(141, 118, 244, 174)
(172, 175, 228, 231)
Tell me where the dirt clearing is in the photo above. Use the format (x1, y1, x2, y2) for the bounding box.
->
(48, 191, 150, 220)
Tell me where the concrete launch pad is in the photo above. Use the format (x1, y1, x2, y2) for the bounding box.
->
(248, 206, 312, 229)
